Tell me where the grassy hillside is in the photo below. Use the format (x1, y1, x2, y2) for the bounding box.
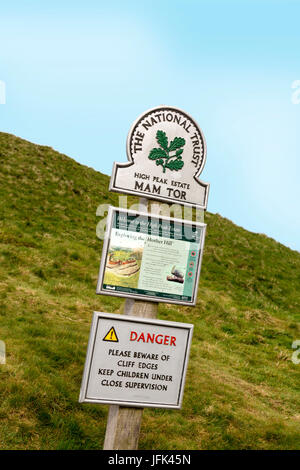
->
(0, 132, 299, 450)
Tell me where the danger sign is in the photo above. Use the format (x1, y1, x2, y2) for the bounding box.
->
(79, 312, 193, 409)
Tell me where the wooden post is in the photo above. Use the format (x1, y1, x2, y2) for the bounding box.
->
(103, 198, 160, 450)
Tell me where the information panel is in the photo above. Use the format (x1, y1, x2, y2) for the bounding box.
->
(97, 207, 206, 306)
(79, 312, 193, 409)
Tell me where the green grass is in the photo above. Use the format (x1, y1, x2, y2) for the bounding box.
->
(0, 132, 299, 450)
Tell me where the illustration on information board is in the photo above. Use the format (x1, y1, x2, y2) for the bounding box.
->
(166, 265, 185, 284)
(106, 250, 141, 278)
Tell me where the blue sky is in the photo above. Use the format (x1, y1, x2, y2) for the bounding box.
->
(0, 0, 299, 251)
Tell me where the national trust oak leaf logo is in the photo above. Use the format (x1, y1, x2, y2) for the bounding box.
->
(148, 130, 185, 173)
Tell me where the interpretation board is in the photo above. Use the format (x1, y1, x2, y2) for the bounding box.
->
(96, 206, 206, 306)
(79, 312, 193, 409)
(109, 105, 210, 209)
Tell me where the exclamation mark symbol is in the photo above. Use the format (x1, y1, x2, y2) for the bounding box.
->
(103, 327, 119, 342)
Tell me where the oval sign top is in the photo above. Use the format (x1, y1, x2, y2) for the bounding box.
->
(109, 105, 210, 209)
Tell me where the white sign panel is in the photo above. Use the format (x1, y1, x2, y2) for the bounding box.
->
(79, 312, 193, 409)
(109, 105, 210, 209)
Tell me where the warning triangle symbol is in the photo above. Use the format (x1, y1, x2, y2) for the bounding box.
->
(103, 326, 119, 342)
